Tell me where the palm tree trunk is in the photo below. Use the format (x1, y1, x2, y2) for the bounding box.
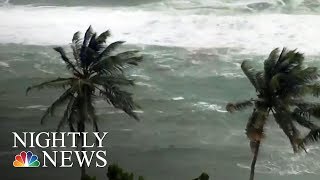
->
(80, 142, 86, 179)
(78, 123, 86, 180)
(80, 86, 89, 180)
(249, 141, 260, 180)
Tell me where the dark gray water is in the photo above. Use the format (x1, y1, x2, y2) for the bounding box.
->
(1, 0, 320, 180)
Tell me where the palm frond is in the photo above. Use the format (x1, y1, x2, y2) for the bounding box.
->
(80, 26, 94, 66)
(91, 51, 142, 73)
(68, 98, 81, 132)
(241, 61, 260, 91)
(274, 111, 300, 153)
(40, 88, 75, 124)
(57, 94, 76, 132)
(54, 47, 81, 75)
(292, 110, 319, 130)
(274, 48, 287, 67)
(91, 75, 134, 87)
(300, 129, 320, 147)
(264, 48, 279, 80)
(82, 46, 99, 67)
(100, 85, 140, 121)
(306, 84, 320, 97)
(226, 100, 253, 113)
(287, 84, 320, 98)
(82, 26, 93, 48)
(26, 77, 74, 94)
(255, 72, 266, 91)
(88, 33, 98, 51)
(294, 102, 320, 119)
(275, 49, 303, 74)
(98, 41, 125, 60)
(276, 48, 296, 66)
(71, 31, 82, 63)
(116, 50, 143, 65)
(269, 73, 284, 92)
(87, 30, 112, 55)
(293, 67, 319, 83)
(96, 30, 111, 45)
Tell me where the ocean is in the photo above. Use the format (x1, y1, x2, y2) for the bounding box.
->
(0, 0, 320, 180)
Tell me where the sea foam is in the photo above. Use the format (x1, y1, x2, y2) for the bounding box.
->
(2, 6, 320, 55)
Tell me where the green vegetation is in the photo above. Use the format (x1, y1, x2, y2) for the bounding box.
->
(82, 175, 97, 180)
(192, 172, 209, 180)
(226, 48, 320, 180)
(107, 164, 144, 180)
(26, 26, 142, 179)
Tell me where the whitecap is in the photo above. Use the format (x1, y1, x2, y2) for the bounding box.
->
(172, 96, 184, 100)
(133, 110, 144, 113)
(17, 105, 47, 111)
(33, 64, 55, 74)
(194, 101, 227, 112)
(2, 6, 320, 55)
(0, 61, 9, 68)
(131, 74, 151, 80)
(237, 150, 320, 175)
(135, 81, 154, 88)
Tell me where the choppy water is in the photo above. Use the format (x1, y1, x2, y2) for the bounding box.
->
(1, 0, 320, 180)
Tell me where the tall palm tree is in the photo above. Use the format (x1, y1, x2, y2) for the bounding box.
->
(226, 48, 320, 180)
(27, 26, 142, 179)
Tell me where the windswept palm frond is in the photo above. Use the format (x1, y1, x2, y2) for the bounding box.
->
(26, 77, 74, 94)
(100, 85, 140, 121)
(40, 88, 75, 124)
(294, 102, 320, 119)
(68, 98, 81, 132)
(91, 75, 135, 87)
(71, 31, 82, 62)
(98, 41, 125, 60)
(294, 67, 319, 82)
(96, 30, 111, 45)
(82, 26, 93, 48)
(300, 129, 320, 147)
(91, 51, 142, 73)
(274, 110, 300, 153)
(80, 26, 94, 67)
(54, 47, 82, 75)
(292, 110, 319, 130)
(286, 84, 320, 98)
(274, 49, 303, 74)
(264, 48, 279, 81)
(269, 73, 285, 92)
(241, 61, 261, 91)
(255, 72, 266, 90)
(307, 106, 320, 119)
(226, 100, 253, 113)
(306, 84, 320, 97)
(57, 94, 76, 132)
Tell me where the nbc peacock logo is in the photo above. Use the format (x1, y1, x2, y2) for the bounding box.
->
(13, 151, 40, 168)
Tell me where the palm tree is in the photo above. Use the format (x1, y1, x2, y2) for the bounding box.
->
(27, 26, 142, 179)
(226, 48, 320, 180)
